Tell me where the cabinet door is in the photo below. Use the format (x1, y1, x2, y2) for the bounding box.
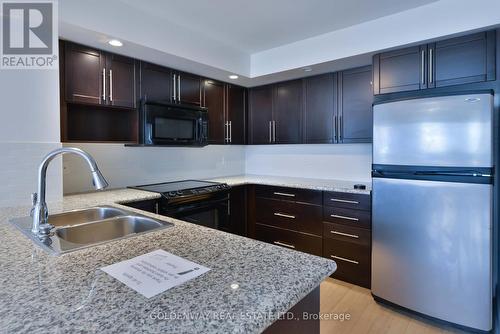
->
(431, 31, 496, 88)
(140, 62, 172, 102)
(177, 72, 202, 105)
(304, 73, 336, 143)
(249, 85, 273, 144)
(229, 185, 247, 236)
(273, 79, 302, 144)
(203, 80, 226, 144)
(226, 84, 246, 144)
(64, 42, 104, 105)
(107, 54, 136, 108)
(338, 66, 373, 143)
(373, 45, 427, 95)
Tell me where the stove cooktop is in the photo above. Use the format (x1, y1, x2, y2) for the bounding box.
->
(129, 180, 230, 199)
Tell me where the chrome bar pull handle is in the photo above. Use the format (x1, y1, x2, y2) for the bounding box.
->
(273, 192, 296, 197)
(274, 212, 296, 219)
(330, 214, 359, 222)
(229, 121, 232, 143)
(274, 241, 296, 249)
(421, 49, 425, 84)
(273, 120, 276, 143)
(109, 69, 113, 102)
(429, 48, 433, 84)
(269, 121, 272, 143)
(102, 68, 106, 102)
(331, 255, 359, 265)
(330, 230, 359, 239)
(177, 74, 181, 101)
(172, 74, 177, 101)
(330, 198, 359, 204)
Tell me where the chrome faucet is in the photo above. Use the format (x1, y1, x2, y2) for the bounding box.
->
(31, 147, 109, 237)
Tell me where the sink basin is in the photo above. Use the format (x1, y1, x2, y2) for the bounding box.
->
(48, 206, 128, 227)
(56, 216, 165, 244)
(10, 206, 173, 255)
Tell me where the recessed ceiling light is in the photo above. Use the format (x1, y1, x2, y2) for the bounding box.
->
(303, 67, 312, 72)
(465, 97, 480, 103)
(228, 75, 239, 80)
(108, 39, 123, 47)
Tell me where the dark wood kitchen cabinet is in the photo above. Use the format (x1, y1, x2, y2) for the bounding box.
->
(303, 73, 337, 144)
(139, 61, 172, 102)
(203, 80, 247, 145)
(64, 41, 136, 108)
(322, 191, 372, 288)
(338, 66, 373, 143)
(273, 80, 303, 144)
(226, 84, 246, 145)
(107, 54, 137, 108)
(64, 42, 105, 105)
(248, 80, 302, 144)
(229, 185, 247, 236)
(249, 85, 273, 144)
(203, 79, 226, 144)
(173, 71, 202, 105)
(373, 30, 496, 95)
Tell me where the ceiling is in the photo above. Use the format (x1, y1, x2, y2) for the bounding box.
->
(59, 0, 500, 86)
(118, 0, 437, 53)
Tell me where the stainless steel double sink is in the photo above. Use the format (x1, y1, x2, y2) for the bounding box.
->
(10, 206, 173, 255)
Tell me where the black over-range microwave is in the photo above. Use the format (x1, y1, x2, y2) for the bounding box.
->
(140, 100, 208, 146)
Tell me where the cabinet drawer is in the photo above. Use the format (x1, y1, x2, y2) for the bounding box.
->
(323, 191, 371, 211)
(323, 238, 371, 288)
(256, 185, 322, 205)
(255, 224, 322, 256)
(256, 198, 322, 236)
(323, 222, 370, 247)
(323, 206, 371, 229)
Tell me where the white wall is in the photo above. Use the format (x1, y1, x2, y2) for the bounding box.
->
(0, 69, 62, 208)
(63, 144, 246, 194)
(245, 144, 372, 182)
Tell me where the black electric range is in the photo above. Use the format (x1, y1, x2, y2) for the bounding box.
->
(129, 180, 231, 231)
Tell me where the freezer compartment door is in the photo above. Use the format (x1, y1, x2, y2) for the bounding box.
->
(372, 178, 492, 331)
(373, 93, 493, 167)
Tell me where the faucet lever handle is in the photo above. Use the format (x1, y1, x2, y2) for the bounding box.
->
(30, 193, 37, 217)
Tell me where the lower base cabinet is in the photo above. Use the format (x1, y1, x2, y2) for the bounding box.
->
(249, 185, 372, 289)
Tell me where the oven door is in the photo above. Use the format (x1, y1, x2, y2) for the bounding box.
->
(142, 101, 208, 146)
(161, 196, 230, 232)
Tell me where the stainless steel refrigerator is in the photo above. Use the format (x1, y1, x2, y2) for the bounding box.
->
(371, 93, 493, 331)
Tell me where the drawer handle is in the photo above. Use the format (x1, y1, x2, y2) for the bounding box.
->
(330, 255, 359, 265)
(274, 241, 296, 249)
(273, 192, 296, 197)
(330, 230, 359, 239)
(330, 198, 359, 204)
(330, 214, 359, 222)
(274, 212, 296, 219)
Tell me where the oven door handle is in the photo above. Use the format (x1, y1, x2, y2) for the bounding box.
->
(162, 197, 229, 215)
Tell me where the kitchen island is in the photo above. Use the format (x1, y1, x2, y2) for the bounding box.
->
(0, 188, 336, 334)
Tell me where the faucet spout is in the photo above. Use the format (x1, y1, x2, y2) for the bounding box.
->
(31, 147, 109, 236)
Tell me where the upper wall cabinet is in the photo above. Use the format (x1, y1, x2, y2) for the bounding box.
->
(173, 71, 202, 106)
(249, 85, 274, 144)
(64, 43, 105, 105)
(226, 84, 246, 145)
(273, 80, 303, 144)
(303, 73, 337, 144)
(373, 30, 496, 95)
(203, 79, 226, 144)
(338, 66, 373, 143)
(139, 61, 172, 102)
(203, 80, 247, 145)
(64, 42, 137, 108)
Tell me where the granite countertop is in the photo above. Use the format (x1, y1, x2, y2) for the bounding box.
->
(0, 188, 336, 334)
(207, 174, 372, 194)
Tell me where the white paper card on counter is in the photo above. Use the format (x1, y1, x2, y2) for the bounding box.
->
(101, 249, 210, 298)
